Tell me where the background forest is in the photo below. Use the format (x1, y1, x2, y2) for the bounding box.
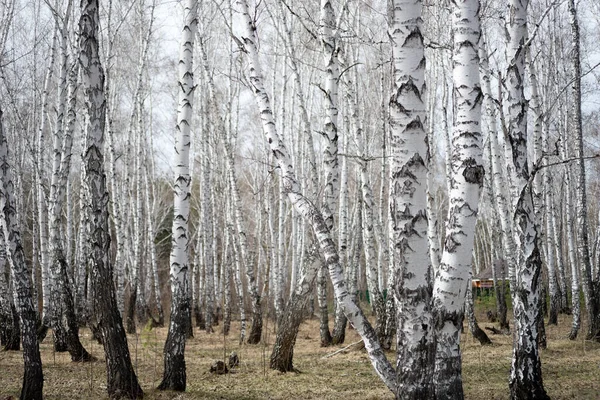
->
(0, 0, 600, 399)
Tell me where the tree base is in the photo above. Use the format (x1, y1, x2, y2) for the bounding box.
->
(158, 353, 186, 392)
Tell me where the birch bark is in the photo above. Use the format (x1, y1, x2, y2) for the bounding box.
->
(0, 108, 44, 400)
(569, 0, 600, 341)
(432, 1, 484, 397)
(505, 1, 548, 397)
(388, 1, 434, 398)
(158, 0, 197, 391)
(47, 0, 93, 361)
(79, 0, 143, 397)
(235, 0, 396, 392)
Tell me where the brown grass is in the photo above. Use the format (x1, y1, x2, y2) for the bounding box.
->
(1, 311, 599, 399)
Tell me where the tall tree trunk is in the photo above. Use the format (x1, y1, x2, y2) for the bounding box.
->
(480, 34, 510, 332)
(569, 0, 600, 341)
(432, 1, 483, 397)
(158, 0, 197, 391)
(0, 108, 44, 400)
(505, 1, 549, 398)
(48, 0, 93, 362)
(236, 0, 397, 392)
(388, 1, 435, 398)
(37, 22, 59, 344)
(79, 1, 143, 398)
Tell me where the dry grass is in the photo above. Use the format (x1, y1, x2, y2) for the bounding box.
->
(1, 311, 599, 399)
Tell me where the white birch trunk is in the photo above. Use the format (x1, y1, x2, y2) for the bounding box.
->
(432, 2, 483, 397)
(505, 1, 548, 398)
(158, 0, 197, 391)
(235, 0, 397, 391)
(569, 0, 600, 341)
(431, 1, 483, 397)
(37, 23, 59, 329)
(79, 0, 143, 395)
(389, 1, 434, 398)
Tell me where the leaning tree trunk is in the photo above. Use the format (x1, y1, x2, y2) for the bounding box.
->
(0, 108, 44, 400)
(505, 1, 549, 398)
(157, 0, 197, 391)
(78, 1, 143, 398)
(236, 0, 397, 393)
(432, 1, 484, 397)
(389, 1, 435, 398)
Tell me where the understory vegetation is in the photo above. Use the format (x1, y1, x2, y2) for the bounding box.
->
(1, 306, 598, 399)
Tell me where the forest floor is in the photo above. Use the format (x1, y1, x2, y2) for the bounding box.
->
(1, 303, 599, 399)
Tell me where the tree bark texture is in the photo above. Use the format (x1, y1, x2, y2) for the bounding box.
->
(389, 1, 435, 398)
(432, 1, 483, 397)
(505, 1, 549, 398)
(158, 0, 198, 391)
(78, 1, 143, 398)
(0, 108, 44, 400)
(569, 0, 600, 342)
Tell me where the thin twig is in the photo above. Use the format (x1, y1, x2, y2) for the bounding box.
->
(321, 340, 363, 359)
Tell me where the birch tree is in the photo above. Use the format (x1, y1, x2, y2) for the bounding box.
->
(504, 1, 548, 397)
(235, 0, 397, 392)
(431, 1, 484, 396)
(388, 0, 435, 397)
(158, 0, 197, 391)
(79, 0, 143, 397)
(569, 0, 600, 342)
(46, 0, 94, 362)
(0, 108, 43, 400)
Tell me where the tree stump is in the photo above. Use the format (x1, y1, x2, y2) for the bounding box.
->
(228, 352, 239, 369)
(210, 360, 228, 375)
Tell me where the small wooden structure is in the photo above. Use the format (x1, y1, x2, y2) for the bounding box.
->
(472, 260, 507, 296)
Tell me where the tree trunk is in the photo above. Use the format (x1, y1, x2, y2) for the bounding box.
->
(389, 1, 435, 398)
(569, 0, 600, 342)
(480, 36, 510, 333)
(270, 247, 318, 372)
(79, 1, 143, 398)
(465, 278, 491, 346)
(4, 302, 20, 351)
(432, 0, 483, 397)
(236, 0, 397, 392)
(505, 1, 549, 398)
(47, 4, 92, 361)
(0, 107, 44, 400)
(157, 0, 197, 392)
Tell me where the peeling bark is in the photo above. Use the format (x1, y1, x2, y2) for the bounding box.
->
(79, 1, 143, 397)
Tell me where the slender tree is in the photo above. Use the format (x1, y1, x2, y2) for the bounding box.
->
(505, 0, 548, 398)
(79, 0, 143, 397)
(158, 0, 198, 391)
(432, 0, 484, 397)
(569, 0, 600, 341)
(0, 107, 44, 400)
